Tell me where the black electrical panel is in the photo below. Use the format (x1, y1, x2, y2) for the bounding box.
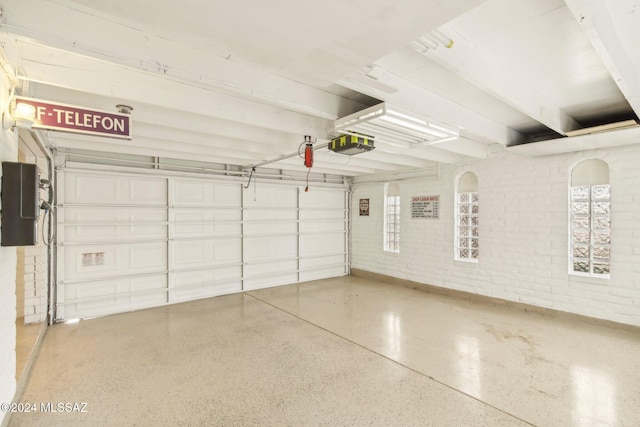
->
(1, 162, 40, 246)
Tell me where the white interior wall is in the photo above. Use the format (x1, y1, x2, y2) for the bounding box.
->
(0, 71, 19, 425)
(351, 145, 640, 327)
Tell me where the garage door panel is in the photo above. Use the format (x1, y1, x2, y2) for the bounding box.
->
(63, 242, 167, 281)
(243, 259, 298, 291)
(244, 235, 297, 261)
(299, 266, 346, 282)
(173, 238, 241, 269)
(244, 185, 297, 208)
(130, 178, 168, 203)
(172, 267, 242, 302)
(66, 173, 119, 204)
(173, 180, 241, 206)
(300, 254, 345, 269)
(243, 274, 298, 290)
(63, 292, 167, 319)
(243, 209, 297, 235)
(64, 207, 167, 222)
(300, 234, 345, 257)
(244, 220, 297, 235)
(62, 204, 167, 246)
(62, 207, 167, 232)
(57, 169, 347, 321)
(243, 259, 298, 292)
(299, 254, 346, 282)
(65, 172, 167, 205)
(244, 259, 297, 276)
(63, 274, 167, 301)
(174, 222, 240, 238)
(60, 274, 168, 319)
(171, 282, 241, 302)
(244, 208, 298, 219)
(299, 209, 345, 220)
(127, 243, 167, 270)
(173, 209, 241, 238)
(64, 224, 167, 242)
(299, 219, 345, 233)
(299, 188, 345, 209)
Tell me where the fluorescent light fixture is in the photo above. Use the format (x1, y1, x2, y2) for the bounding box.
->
(334, 102, 459, 147)
(379, 115, 447, 138)
(412, 30, 454, 54)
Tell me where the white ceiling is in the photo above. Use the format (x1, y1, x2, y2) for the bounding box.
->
(1, 0, 639, 177)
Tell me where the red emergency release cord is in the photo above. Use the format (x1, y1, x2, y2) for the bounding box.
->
(304, 142, 313, 168)
(299, 135, 314, 192)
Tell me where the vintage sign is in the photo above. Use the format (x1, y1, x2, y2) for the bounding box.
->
(359, 198, 370, 216)
(411, 195, 439, 219)
(15, 96, 132, 139)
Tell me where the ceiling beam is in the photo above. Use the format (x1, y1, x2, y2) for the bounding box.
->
(507, 126, 640, 156)
(274, 156, 377, 176)
(339, 67, 525, 146)
(420, 24, 581, 135)
(374, 141, 462, 164)
(6, 38, 334, 139)
(31, 85, 306, 150)
(317, 152, 419, 172)
(0, 0, 368, 120)
(347, 150, 434, 169)
(32, 78, 459, 166)
(564, 0, 640, 118)
(425, 136, 488, 159)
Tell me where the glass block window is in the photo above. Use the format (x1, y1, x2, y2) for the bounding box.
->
(384, 195, 400, 253)
(456, 192, 479, 261)
(570, 159, 610, 277)
(455, 172, 479, 262)
(570, 184, 611, 276)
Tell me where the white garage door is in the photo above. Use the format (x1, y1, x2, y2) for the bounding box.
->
(56, 166, 347, 320)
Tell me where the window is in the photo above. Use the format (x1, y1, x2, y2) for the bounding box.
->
(384, 183, 400, 253)
(455, 172, 479, 261)
(570, 160, 610, 276)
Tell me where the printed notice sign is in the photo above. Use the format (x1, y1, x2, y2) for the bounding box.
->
(411, 195, 439, 219)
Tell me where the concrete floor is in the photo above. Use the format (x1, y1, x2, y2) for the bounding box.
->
(9, 276, 640, 426)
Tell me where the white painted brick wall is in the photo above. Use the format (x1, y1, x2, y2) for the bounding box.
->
(0, 72, 19, 425)
(21, 156, 50, 325)
(23, 246, 48, 324)
(16, 247, 24, 318)
(351, 145, 640, 327)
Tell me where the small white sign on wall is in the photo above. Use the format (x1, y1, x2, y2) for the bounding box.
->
(82, 252, 105, 267)
(411, 195, 439, 219)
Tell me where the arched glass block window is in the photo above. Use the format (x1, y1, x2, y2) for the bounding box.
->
(570, 159, 610, 276)
(384, 182, 400, 253)
(455, 172, 479, 261)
